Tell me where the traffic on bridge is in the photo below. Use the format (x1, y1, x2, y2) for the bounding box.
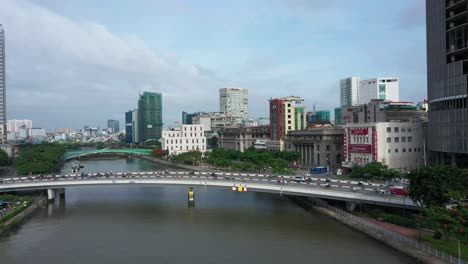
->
(0, 171, 417, 209)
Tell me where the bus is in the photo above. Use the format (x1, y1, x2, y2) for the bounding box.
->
(310, 166, 328, 174)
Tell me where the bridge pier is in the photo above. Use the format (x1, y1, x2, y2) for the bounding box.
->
(47, 189, 55, 201)
(346, 201, 358, 212)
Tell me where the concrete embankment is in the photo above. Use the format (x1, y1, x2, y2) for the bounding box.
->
(289, 197, 448, 264)
(0, 194, 46, 236)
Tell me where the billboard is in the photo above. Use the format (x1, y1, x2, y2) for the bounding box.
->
(351, 128, 369, 135)
(349, 144, 372, 153)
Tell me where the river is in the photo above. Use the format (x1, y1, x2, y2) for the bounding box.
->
(0, 157, 413, 264)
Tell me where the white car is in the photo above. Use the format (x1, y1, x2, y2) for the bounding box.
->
(290, 176, 306, 182)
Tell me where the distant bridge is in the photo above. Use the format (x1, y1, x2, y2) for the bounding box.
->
(64, 148, 152, 160)
(0, 171, 418, 210)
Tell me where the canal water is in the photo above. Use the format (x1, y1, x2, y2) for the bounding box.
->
(0, 157, 414, 264)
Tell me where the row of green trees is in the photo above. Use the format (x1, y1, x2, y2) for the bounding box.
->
(13, 144, 66, 175)
(407, 167, 467, 251)
(168, 149, 300, 173)
(349, 162, 400, 180)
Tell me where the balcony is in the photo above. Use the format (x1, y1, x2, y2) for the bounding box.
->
(446, 0, 466, 11)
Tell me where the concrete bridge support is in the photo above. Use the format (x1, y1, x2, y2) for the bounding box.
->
(47, 189, 55, 201)
(346, 201, 358, 212)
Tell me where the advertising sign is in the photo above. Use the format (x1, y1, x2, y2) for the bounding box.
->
(343, 130, 348, 160)
(349, 144, 371, 153)
(351, 128, 369, 135)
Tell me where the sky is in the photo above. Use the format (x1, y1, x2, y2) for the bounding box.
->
(0, 0, 427, 130)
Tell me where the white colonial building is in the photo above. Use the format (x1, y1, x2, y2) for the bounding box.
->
(162, 125, 206, 155)
(342, 121, 425, 171)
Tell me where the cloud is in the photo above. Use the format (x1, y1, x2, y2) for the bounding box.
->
(1, 0, 221, 129)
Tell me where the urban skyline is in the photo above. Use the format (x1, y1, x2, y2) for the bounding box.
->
(0, 0, 426, 130)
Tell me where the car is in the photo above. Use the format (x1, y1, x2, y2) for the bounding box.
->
(390, 187, 408, 195)
(290, 176, 306, 182)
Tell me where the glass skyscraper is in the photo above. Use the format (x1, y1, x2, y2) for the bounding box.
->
(426, 0, 468, 167)
(138, 92, 163, 142)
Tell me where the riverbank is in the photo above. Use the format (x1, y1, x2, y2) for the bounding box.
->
(138, 155, 214, 172)
(289, 197, 459, 264)
(0, 194, 46, 236)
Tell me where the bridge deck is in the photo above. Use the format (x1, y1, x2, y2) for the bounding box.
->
(0, 171, 418, 209)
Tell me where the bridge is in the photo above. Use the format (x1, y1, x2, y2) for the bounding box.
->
(0, 171, 418, 210)
(64, 148, 152, 160)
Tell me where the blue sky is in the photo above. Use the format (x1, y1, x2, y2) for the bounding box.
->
(1, 0, 426, 129)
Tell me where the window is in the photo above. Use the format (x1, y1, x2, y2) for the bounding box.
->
(401, 137, 406, 142)
(418, 148, 421, 152)
(403, 148, 406, 152)
(407, 128, 412, 132)
(394, 127, 399, 133)
(326, 145, 330, 151)
(388, 149, 391, 153)
(288, 120, 291, 124)
(408, 137, 412, 142)
(395, 149, 398, 153)
(387, 137, 391, 143)
(401, 128, 406, 132)
(394, 137, 399, 143)
(386, 127, 391, 133)
(317, 145, 320, 151)
(414, 148, 417, 152)
(409, 148, 412, 152)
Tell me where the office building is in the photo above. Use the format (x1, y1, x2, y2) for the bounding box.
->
(28, 128, 46, 139)
(359, 77, 399, 104)
(334, 108, 342, 125)
(138, 92, 163, 142)
(161, 125, 206, 155)
(7, 119, 32, 133)
(0, 25, 6, 143)
(285, 128, 344, 169)
(125, 111, 133, 144)
(219, 88, 248, 120)
(426, 0, 468, 167)
(182, 111, 197, 125)
(107, 119, 120, 134)
(269, 96, 307, 142)
(340, 77, 360, 106)
(218, 125, 270, 152)
(132, 110, 139, 143)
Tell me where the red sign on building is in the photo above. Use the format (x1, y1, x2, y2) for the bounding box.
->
(349, 144, 372, 153)
(343, 130, 348, 160)
(351, 128, 369, 135)
(373, 131, 378, 161)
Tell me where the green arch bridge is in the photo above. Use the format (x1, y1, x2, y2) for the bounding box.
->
(64, 148, 153, 160)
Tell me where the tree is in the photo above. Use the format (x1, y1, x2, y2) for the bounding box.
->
(151, 148, 167, 157)
(0, 149, 10, 166)
(350, 162, 399, 180)
(95, 142, 106, 150)
(407, 166, 468, 207)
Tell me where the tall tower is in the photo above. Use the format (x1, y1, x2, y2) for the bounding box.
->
(340, 77, 360, 107)
(138, 92, 163, 142)
(219, 88, 248, 120)
(0, 25, 6, 143)
(426, 0, 468, 167)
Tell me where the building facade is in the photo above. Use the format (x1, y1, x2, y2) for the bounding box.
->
(182, 111, 197, 125)
(107, 119, 120, 134)
(340, 77, 360, 107)
(269, 96, 306, 141)
(0, 25, 5, 143)
(218, 125, 270, 152)
(284, 128, 344, 170)
(342, 122, 425, 171)
(161, 125, 206, 155)
(28, 128, 46, 138)
(125, 111, 133, 144)
(131, 110, 139, 143)
(426, 0, 468, 167)
(334, 107, 342, 125)
(7, 119, 32, 133)
(138, 92, 163, 142)
(219, 88, 248, 120)
(359, 77, 399, 104)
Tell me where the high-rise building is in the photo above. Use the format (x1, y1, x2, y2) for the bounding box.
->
(269, 96, 306, 141)
(219, 88, 248, 120)
(132, 109, 139, 143)
(359, 77, 399, 104)
(334, 108, 343, 125)
(316, 111, 331, 122)
(426, 0, 468, 167)
(340, 77, 360, 107)
(107, 119, 120, 133)
(7, 119, 32, 133)
(138, 92, 163, 142)
(0, 25, 6, 143)
(182, 111, 196, 125)
(125, 111, 133, 144)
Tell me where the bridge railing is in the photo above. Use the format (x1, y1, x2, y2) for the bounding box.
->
(311, 199, 466, 264)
